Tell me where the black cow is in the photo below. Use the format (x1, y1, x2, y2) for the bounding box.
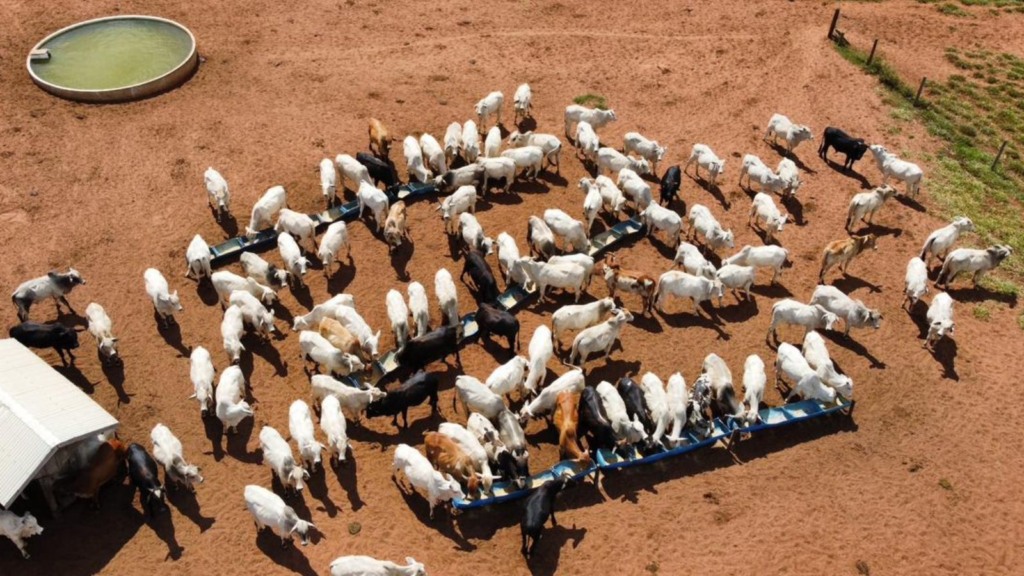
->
(659, 165, 682, 207)
(356, 152, 400, 189)
(460, 249, 499, 303)
(819, 127, 868, 171)
(576, 387, 619, 456)
(395, 324, 463, 369)
(126, 443, 167, 516)
(617, 377, 654, 435)
(366, 370, 439, 428)
(520, 473, 574, 559)
(9, 322, 80, 365)
(475, 303, 519, 351)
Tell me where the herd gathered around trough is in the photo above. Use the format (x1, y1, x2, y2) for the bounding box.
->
(4, 81, 1016, 572)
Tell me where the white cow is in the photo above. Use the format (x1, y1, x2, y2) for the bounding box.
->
(618, 168, 653, 211)
(764, 113, 814, 152)
(484, 126, 502, 159)
(289, 400, 325, 472)
(259, 426, 309, 494)
(334, 305, 382, 360)
(508, 131, 561, 173)
(519, 368, 585, 422)
(749, 192, 788, 242)
(475, 91, 504, 128)
(386, 289, 410, 350)
(684, 144, 725, 185)
(319, 394, 349, 466)
(392, 444, 464, 518)
(403, 136, 431, 183)
(244, 485, 315, 546)
(596, 380, 647, 444)
(420, 133, 447, 175)
(434, 268, 459, 326)
(775, 343, 836, 403)
(543, 208, 590, 253)
(357, 180, 390, 231)
(335, 153, 372, 191)
(459, 212, 494, 255)
(569, 309, 634, 366)
(143, 268, 183, 327)
(739, 154, 788, 194)
(775, 158, 802, 197)
(0, 510, 43, 559)
(664, 372, 689, 446)
(513, 83, 533, 123)
(462, 119, 481, 163)
(246, 185, 287, 238)
(920, 216, 974, 265)
(687, 204, 734, 252)
(319, 157, 337, 207)
(868, 144, 923, 197)
(443, 122, 463, 166)
(11, 268, 86, 322)
(453, 375, 505, 419)
(846, 185, 897, 230)
(550, 297, 616, 345)
(722, 245, 790, 284)
(548, 253, 596, 288)
(300, 331, 365, 377)
(184, 234, 212, 281)
(653, 271, 723, 314)
(477, 156, 517, 193)
(204, 167, 230, 222)
(802, 331, 854, 399)
(221, 305, 245, 363)
(486, 355, 529, 401)
(904, 257, 930, 309)
(937, 245, 1013, 288)
(524, 325, 553, 395)
(527, 215, 557, 259)
(310, 374, 385, 418)
(329, 555, 426, 576)
(277, 232, 310, 287)
(809, 285, 883, 336)
(502, 146, 544, 180)
(739, 355, 766, 425)
(623, 132, 666, 175)
(925, 292, 955, 349)
(597, 147, 650, 176)
(495, 233, 526, 286)
(407, 282, 431, 338)
(674, 242, 717, 278)
(716, 264, 756, 303)
(594, 175, 628, 215)
(574, 121, 600, 165)
(151, 423, 204, 492)
(564, 105, 617, 137)
(318, 221, 351, 277)
(212, 270, 276, 307)
(229, 290, 277, 339)
(438, 185, 478, 233)
(640, 202, 683, 248)
(85, 302, 119, 364)
(215, 365, 252, 433)
(768, 299, 839, 342)
(437, 422, 497, 493)
(189, 346, 215, 417)
(291, 293, 355, 331)
(639, 372, 671, 445)
(515, 258, 588, 302)
(240, 251, 289, 290)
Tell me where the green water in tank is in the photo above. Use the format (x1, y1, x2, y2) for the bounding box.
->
(31, 19, 192, 90)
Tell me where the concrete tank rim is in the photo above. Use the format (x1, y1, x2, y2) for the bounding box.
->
(26, 14, 198, 103)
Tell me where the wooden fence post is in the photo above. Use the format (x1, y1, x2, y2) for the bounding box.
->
(828, 9, 840, 41)
(914, 77, 927, 105)
(992, 140, 1009, 171)
(867, 39, 879, 66)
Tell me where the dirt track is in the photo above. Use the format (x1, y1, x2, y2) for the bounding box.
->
(2, 1, 1023, 575)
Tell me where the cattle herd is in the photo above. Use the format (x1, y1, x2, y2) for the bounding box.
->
(2, 82, 1016, 572)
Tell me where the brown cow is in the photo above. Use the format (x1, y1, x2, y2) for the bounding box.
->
(368, 118, 394, 159)
(318, 317, 372, 368)
(818, 233, 877, 282)
(424, 432, 481, 495)
(600, 254, 656, 314)
(554, 391, 592, 466)
(71, 438, 128, 508)
(383, 201, 410, 252)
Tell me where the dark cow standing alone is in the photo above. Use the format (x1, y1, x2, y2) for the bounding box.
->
(475, 303, 519, 351)
(659, 165, 682, 207)
(818, 127, 868, 171)
(366, 370, 440, 428)
(9, 322, 80, 365)
(126, 443, 167, 516)
(520, 473, 574, 559)
(356, 152, 399, 189)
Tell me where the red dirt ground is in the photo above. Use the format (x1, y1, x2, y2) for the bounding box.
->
(2, 1, 1022, 575)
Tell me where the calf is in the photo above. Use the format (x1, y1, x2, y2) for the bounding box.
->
(904, 257, 930, 310)
(368, 117, 394, 158)
(259, 425, 309, 495)
(600, 255, 655, 313)
(683, 144, 725, 186)
(240, 252, 289, 290)
(204, 167, 231, 222)
(356, 151, 399, 188)
(289, 400, 325, 472)
(367, 370, 440, 428)
(846, 185, 897, 231)
(818, 234, 878, 282)
(329, 556, 426, 576)
(653, 271, 723, 315)
(189, 346, 215, 417)
(461, 249, 499, 303)
(767, 299, 839, 343)
(802, 331, 854, 399)
(71, 438, 128, 508)
(564, 105, 617, 137)
(319, 221, 351, 277)
(434, 268, 460, 326)
(395, 323, 463, 369)
(476, 302, 519, 351)
(623, 132, 666, 176)
(513, 83, 533, 124)
(9, 321, 80, 365)
(554, 391, 591, 464)
(925, 292, 955, 349)
(475, 91, 504, 128)
(392, 444, 464, 519)
(659, 165, 682, 206)
(277, 232, 310, 287)
(920, 217, 975, 265)
(520, 473, 574, 559)
(11, 268, 85, 322)
(320, 395, 349, 466)
(151, 423, 204, 492)
(936, 245, 1013, 288)
(749, 192, 788, 242)
(244, 484, 316, 547)
(184, 234, 213, 281)
(869, 144, 923, 198)
(0, 510, 43, 559)
(569, 309, 634, 366)
(245, 185, 288, 238)
(810, 285, 883, 336)
(84, 302, 119, 364)
(524, 325, 554, 395)
(126, 443, 168, 516)
(764, 113, 814, 152)
(384, 201, 410, 252)
(723, 244, 790, 284)
(818, 127, 868, 171)
(215, 366, 253, 433)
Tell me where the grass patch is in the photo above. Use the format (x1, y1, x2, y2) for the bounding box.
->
(973, 305, 992, 320)
(1018, 311, 1024, 330)
(833, 42, 1024, 282)
(572, 93, 608, 110)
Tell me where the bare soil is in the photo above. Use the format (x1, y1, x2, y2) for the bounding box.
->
(1, 1, 1022, 575)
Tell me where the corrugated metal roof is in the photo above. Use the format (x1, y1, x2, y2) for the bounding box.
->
(0, 339, 118, 508)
